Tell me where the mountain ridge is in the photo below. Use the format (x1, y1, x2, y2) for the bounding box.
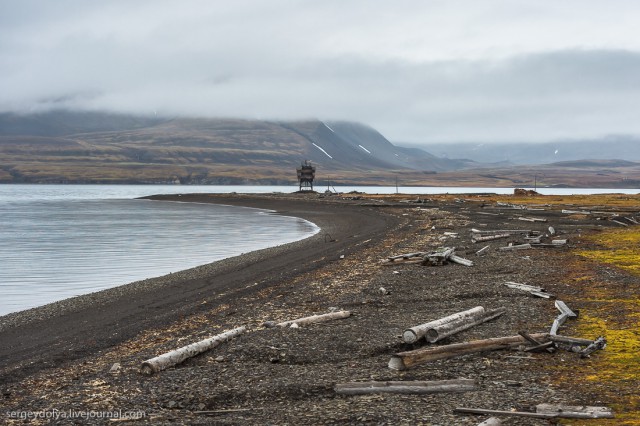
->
(2, 110, 640, 188)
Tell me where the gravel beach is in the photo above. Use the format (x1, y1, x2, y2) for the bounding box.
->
(0, 192, 634, 425)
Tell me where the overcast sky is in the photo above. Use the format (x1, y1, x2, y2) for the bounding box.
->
(1, 0, 640, 144)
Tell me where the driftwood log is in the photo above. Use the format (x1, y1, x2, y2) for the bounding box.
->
(579, 336, 607, 358)
(504, 282, 553, 298)
(536, 403, 614, 419)
(550, 313, 569, 335)
(518, 216, 547, 223)
(422, 247, 456, 266)
(499, 243, 532, 251)
(455, 406, 614, 419)
(549, 335, 594, 346)
(471, 233, 510, 243)
(402, 306, 485, 344)
(470, 228, 531, 235)
(555, 300, 578, 318)
(449, 254, 474, 267)
(389, 333, 548, 370)
(140, 326, 246, 375)
(387, 252, 426, 261)
(425, 308, 506, 343)
(475, 245, 490, 256)
(335, 379, 476, 395)
(277, 311, 351, 327)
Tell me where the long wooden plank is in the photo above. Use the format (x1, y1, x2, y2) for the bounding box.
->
(335, 379, 476, 395)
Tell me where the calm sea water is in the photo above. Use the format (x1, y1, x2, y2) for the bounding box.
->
(0, 185, 319, 316)
(1, 184, 636, 316)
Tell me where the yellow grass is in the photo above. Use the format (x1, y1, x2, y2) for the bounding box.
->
(558, 227, 640, 425)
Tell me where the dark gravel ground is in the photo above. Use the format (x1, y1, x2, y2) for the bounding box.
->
(0, 193, 621, 425)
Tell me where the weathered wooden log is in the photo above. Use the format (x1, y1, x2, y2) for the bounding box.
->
(552, 239, 567, 245)
(523, 341, 555, 352)
(475, 245, 490, 256)
(518, 330, 554, 353)
(388, 252, 426, 261)
(555, 300, 578, 318)
(389, 333, 548, 370)
(381, 258, 423, 266)
(403, 306, 485, 344)
(425, 308, 506, 343)
(449, 254, 474, 267)
(422, 247, 455, 266)
(465, 404, 615, 419)
(335, 379, 476, 395)
(549, 335, 594, 346)
(625, 216, 639, 225)
(518, 330, 543, 345)
(504, 282, 545, 293)
(535, 403, 614, 419)
(612, 219, 629, 227)
(471, 229, 531, 235)
(580, 336, 607, 358)
(471, 233, 510, 243)
(477, 417, 503, 426)
(562, 209, 591, 215)
(518, 216, 547, 222)
(277, 310, 351, 327)
(455, 407, 557, 419)
(499, 243, 531, 251)
(550, 313, 569, 335)
(140, 326, 246, 375)
(404, 307, 486, 341)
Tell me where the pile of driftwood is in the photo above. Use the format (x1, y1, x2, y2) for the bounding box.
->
(470, 227, 567, 251)
(382, 246, 474, 267)
(388, 300, 606, 371)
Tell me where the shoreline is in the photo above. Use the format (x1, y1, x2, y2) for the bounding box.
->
(0, 197, 321, 323)
(0, 193, 401, 383)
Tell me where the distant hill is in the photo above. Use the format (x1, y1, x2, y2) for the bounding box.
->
(2, 110, 640, 188)
(417, 137, 640, 165)
(0, 110, 467, 185)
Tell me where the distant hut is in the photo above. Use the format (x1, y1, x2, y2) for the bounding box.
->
(296, 160, 316, 191)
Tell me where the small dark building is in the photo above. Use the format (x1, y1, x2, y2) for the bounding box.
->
(296, 160, 316, 191)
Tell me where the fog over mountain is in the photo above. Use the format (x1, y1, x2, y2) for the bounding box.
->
(2, 1, 640, 146)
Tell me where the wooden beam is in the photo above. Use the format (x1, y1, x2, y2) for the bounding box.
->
(335, 379, 476, 395)
(389, 333, 549, 370)
(454, 407, 556, 419)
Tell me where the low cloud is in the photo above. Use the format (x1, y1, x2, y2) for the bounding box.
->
(2, 1, 640, 144)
